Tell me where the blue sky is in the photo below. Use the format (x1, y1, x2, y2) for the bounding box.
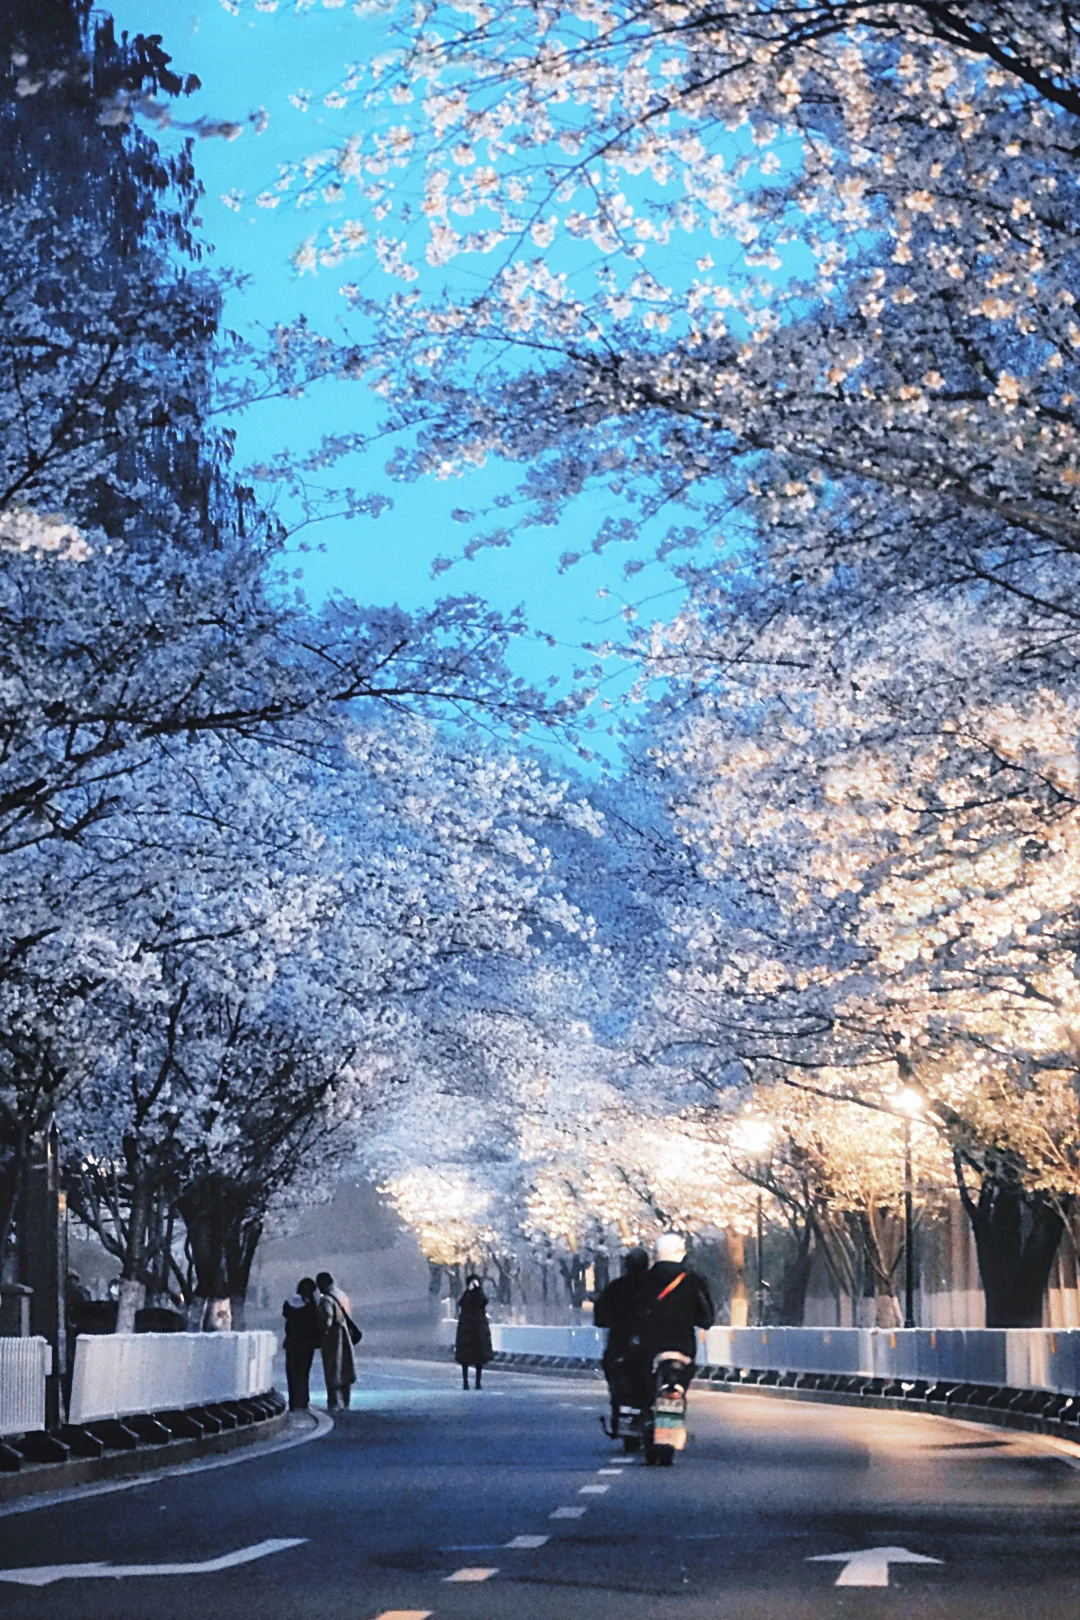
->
(107, 1, 685, 746)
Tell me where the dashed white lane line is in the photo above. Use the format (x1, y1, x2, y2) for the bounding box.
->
(550, 1507, 587, 1519)
(373, 1612, 433, 1619)
(596, 1468, 623, 1475)
(506, 1536, 550, 1550)
(578, 1484, 609, 1494)
(445, 1567, 499, 1583)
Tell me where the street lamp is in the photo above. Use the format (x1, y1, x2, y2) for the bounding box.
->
(892, 1086, 924, 1329)
(733, 1117, 774, 1327)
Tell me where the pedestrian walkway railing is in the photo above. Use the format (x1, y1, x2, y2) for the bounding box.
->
(69, 1330, 278, 1425)
(478, 1322, 1080, 1399)
(0, 1338, 51, 1436)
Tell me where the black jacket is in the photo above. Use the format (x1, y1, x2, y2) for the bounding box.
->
(634, 1260, 714, 1360)
(282, 1296, 320, 1353)
(594, 1272, 648, 1362)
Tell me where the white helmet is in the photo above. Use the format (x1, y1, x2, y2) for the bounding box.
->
(655, 1233, 686, 1263)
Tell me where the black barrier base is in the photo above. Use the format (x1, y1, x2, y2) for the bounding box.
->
(59, 1424, 105, 1458)
(188, 1406, 223, 1435)
(127, 1414, 172, 1445)
(0, 1395, 290, 1510)
(156, 1408, 204, 1439)
(86, 1419, 140, 1451)
(14, 1431, 69, 1464)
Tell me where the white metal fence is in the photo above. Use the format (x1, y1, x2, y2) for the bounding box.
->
(479, 1322, 1080, 1396)
(69, 1330, 278, 1426)
(0, 1337, 51, 1436)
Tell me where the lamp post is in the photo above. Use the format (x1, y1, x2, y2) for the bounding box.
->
(892, 1086, 924, 1329)
(733, 1117, 774, 1327)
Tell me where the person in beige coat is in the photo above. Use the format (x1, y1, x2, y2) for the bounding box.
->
(316, 1271, 357, 1410)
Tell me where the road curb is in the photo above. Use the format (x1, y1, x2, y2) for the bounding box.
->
(0, 1405, 333, 1517)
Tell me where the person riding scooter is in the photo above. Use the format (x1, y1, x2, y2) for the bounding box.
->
(633, 1232, 715, 1396)
(594, 1246, 650, 1435)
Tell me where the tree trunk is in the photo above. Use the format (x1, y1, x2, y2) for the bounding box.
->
(0, 1124, 30, 1269)
(115, 1157, 151, 1332)
(223, 1212, 261, 1315)
(957, 1161, 1066, 1327)
(775, 1223, 814, 1325)
(727, 1228, 749, 1327)
(203, 1296, 232, 1331)
(177, 1175, 229, 1325)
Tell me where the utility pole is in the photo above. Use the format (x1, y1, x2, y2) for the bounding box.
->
(19, 1121, 67, 1428)
(903, 1116, 915, 1329)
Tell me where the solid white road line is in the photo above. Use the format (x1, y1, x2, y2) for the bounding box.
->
(550, 1507, 587, 1519)
(444, 1567, 499, 1583)
(506, 1535, 550, 1549)
(0, 1539, 308, 1587)
(578, 1484, 609, 1494)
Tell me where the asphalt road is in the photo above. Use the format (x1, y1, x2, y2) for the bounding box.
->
(3, 1357, 1080, 1618)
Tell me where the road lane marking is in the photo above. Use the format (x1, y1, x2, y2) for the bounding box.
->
(373, 1612, 433, 1619)
(550, 1507, 587, 1519)
(445, 1568, 499, 1583)
(505, 1536, 549, 1549)
(0, 1539, 308, 1587)
(808, 1547, 943, 1588)
(578, 1484, 608, 1494)
(596, 1468, 622, 1475)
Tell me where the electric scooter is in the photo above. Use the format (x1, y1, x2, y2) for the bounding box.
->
(642, 1349, 693, 1467)
(601, 1354, 643, 1452)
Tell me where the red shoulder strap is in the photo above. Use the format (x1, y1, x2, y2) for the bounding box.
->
(656, 1271, 686, 1302)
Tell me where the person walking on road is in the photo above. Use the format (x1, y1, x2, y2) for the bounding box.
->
(283, 1277, 321, 1412)
(631, 1233, 714, 1400)
(594, 1246, 650, 1432)
(317, 1271, 359, 1411)
(454, 1275, 493, 1389)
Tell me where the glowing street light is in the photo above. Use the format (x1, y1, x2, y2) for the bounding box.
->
(733, 1116, 775, 1157)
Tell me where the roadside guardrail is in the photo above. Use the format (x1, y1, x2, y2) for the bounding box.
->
(453, 1322, 1080, 1434)
(0, 1338, 51, 1437)
(69, 1329, 278, 1425)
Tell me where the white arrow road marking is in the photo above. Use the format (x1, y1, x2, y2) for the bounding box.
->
(0, 1538, 307, 1588)
(808, 1546, 944, 1588)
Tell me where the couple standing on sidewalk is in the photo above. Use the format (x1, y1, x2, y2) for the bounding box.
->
(283, 1272, 362, 1412)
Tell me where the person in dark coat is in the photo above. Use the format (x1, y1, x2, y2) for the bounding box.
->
(594, 1246, 650, 1430)
(282, 1277, 320, 1411)
(454, 1275, 493, 1389)
(631, 1233, 715, 1398)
